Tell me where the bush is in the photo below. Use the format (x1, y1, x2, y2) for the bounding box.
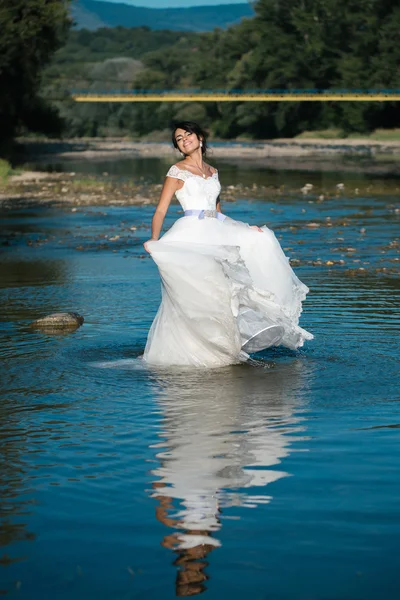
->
(0, 159, 12, 181)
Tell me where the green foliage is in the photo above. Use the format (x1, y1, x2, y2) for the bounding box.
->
(53, 27, 192, 64)
(6, 0, 400, 140)
(218, 0, 400, 136)
(0, 0, 71, 139)
(297, 128, 400, 141)
(0, 159, 12, 181)
(41, 27, 202, 137)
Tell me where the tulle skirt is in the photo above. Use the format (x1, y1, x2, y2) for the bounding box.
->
(144, 215, 313, 367)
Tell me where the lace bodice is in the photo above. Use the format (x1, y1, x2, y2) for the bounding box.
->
(166, 165, 221, 211)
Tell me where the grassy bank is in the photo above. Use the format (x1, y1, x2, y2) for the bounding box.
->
(0, 159, 13, 182)
(296, 128, 400, 142)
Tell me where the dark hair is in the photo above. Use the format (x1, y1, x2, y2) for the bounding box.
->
(172, 121, 208, 156)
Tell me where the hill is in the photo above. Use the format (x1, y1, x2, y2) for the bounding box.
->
(71, 0, 255, 32)
(51, 27, 195, 65)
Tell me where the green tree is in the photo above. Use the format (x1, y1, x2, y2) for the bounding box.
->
(0, 0, 71, 140)
(33, 0, 400, 140)
(225, 0, 400, 136)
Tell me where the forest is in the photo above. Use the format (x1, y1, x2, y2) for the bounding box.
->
(2, 0, 400, 142)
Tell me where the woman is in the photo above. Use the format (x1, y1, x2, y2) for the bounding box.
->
(143, 121, 313, 367)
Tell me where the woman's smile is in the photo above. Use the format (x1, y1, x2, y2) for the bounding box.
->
(182, 136, 194, 149)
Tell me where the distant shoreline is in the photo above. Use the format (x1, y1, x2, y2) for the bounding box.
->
(13, 137, 400, 178)
(16, 136, 400, 162)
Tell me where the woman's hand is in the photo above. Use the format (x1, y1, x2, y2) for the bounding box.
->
(144, 239, 157, 253)
(250, 225, 263, 232)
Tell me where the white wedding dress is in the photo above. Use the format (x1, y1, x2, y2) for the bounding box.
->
(144, 166, 313, 367)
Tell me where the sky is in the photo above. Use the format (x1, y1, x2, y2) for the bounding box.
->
(97, 0, 251, 7)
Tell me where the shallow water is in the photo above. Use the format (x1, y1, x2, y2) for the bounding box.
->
(1, 165, 399, 598)
(20, 143, 400, 189)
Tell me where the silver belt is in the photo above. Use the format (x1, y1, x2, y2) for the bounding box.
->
(184, 209, 227, 221)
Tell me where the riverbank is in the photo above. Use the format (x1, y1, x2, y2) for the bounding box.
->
(2, 168, 400, 208)
(0, 170, 157, 207)
(0, 170, 284, 207)
(1, 164, 400, 208)
(2, 136, 400, 207)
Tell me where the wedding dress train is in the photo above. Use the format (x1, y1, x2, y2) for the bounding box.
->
(144, 166, 313, 367)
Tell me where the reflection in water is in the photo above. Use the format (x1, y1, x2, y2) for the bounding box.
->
(0, 398, 37, 565)
(0, 259, 68, 290)
(149, 360, 310, 596)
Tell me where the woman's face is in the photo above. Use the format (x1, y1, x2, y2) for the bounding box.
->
(174, 129, 201, 155)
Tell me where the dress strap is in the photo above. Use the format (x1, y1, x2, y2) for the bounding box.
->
(166, 165, 188, 181)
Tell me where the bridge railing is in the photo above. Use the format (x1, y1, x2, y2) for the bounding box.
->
(70, 89, 400, 101)
(71, 88, 400, 94)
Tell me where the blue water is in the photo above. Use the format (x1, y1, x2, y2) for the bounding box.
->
(1, 185, 399, 598)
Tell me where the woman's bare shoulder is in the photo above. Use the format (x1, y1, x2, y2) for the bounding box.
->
(205, 163, 218, 174)
(173, 160, 187, 169)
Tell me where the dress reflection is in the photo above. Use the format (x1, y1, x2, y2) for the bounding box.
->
(149, 359, 310, 596)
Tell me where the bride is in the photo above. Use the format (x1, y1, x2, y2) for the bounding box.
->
(143, 121, 313, 367)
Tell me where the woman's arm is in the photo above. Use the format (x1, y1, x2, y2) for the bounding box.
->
(143, 176, 180, 252)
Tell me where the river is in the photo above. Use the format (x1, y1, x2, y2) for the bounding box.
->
(0, 155, 399, 599)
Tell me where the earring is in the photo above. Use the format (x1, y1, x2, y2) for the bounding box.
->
(200, 141, 203, 148)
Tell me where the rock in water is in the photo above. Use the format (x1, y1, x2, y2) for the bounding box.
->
(31, 312, 84, 330)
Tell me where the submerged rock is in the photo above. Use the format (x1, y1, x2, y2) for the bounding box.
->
(31, 312, 84, 330)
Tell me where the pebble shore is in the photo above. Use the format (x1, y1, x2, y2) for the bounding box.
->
(2, 168, 399, 208)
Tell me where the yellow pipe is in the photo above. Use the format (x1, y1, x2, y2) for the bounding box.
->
(72, 93, 400, 102)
